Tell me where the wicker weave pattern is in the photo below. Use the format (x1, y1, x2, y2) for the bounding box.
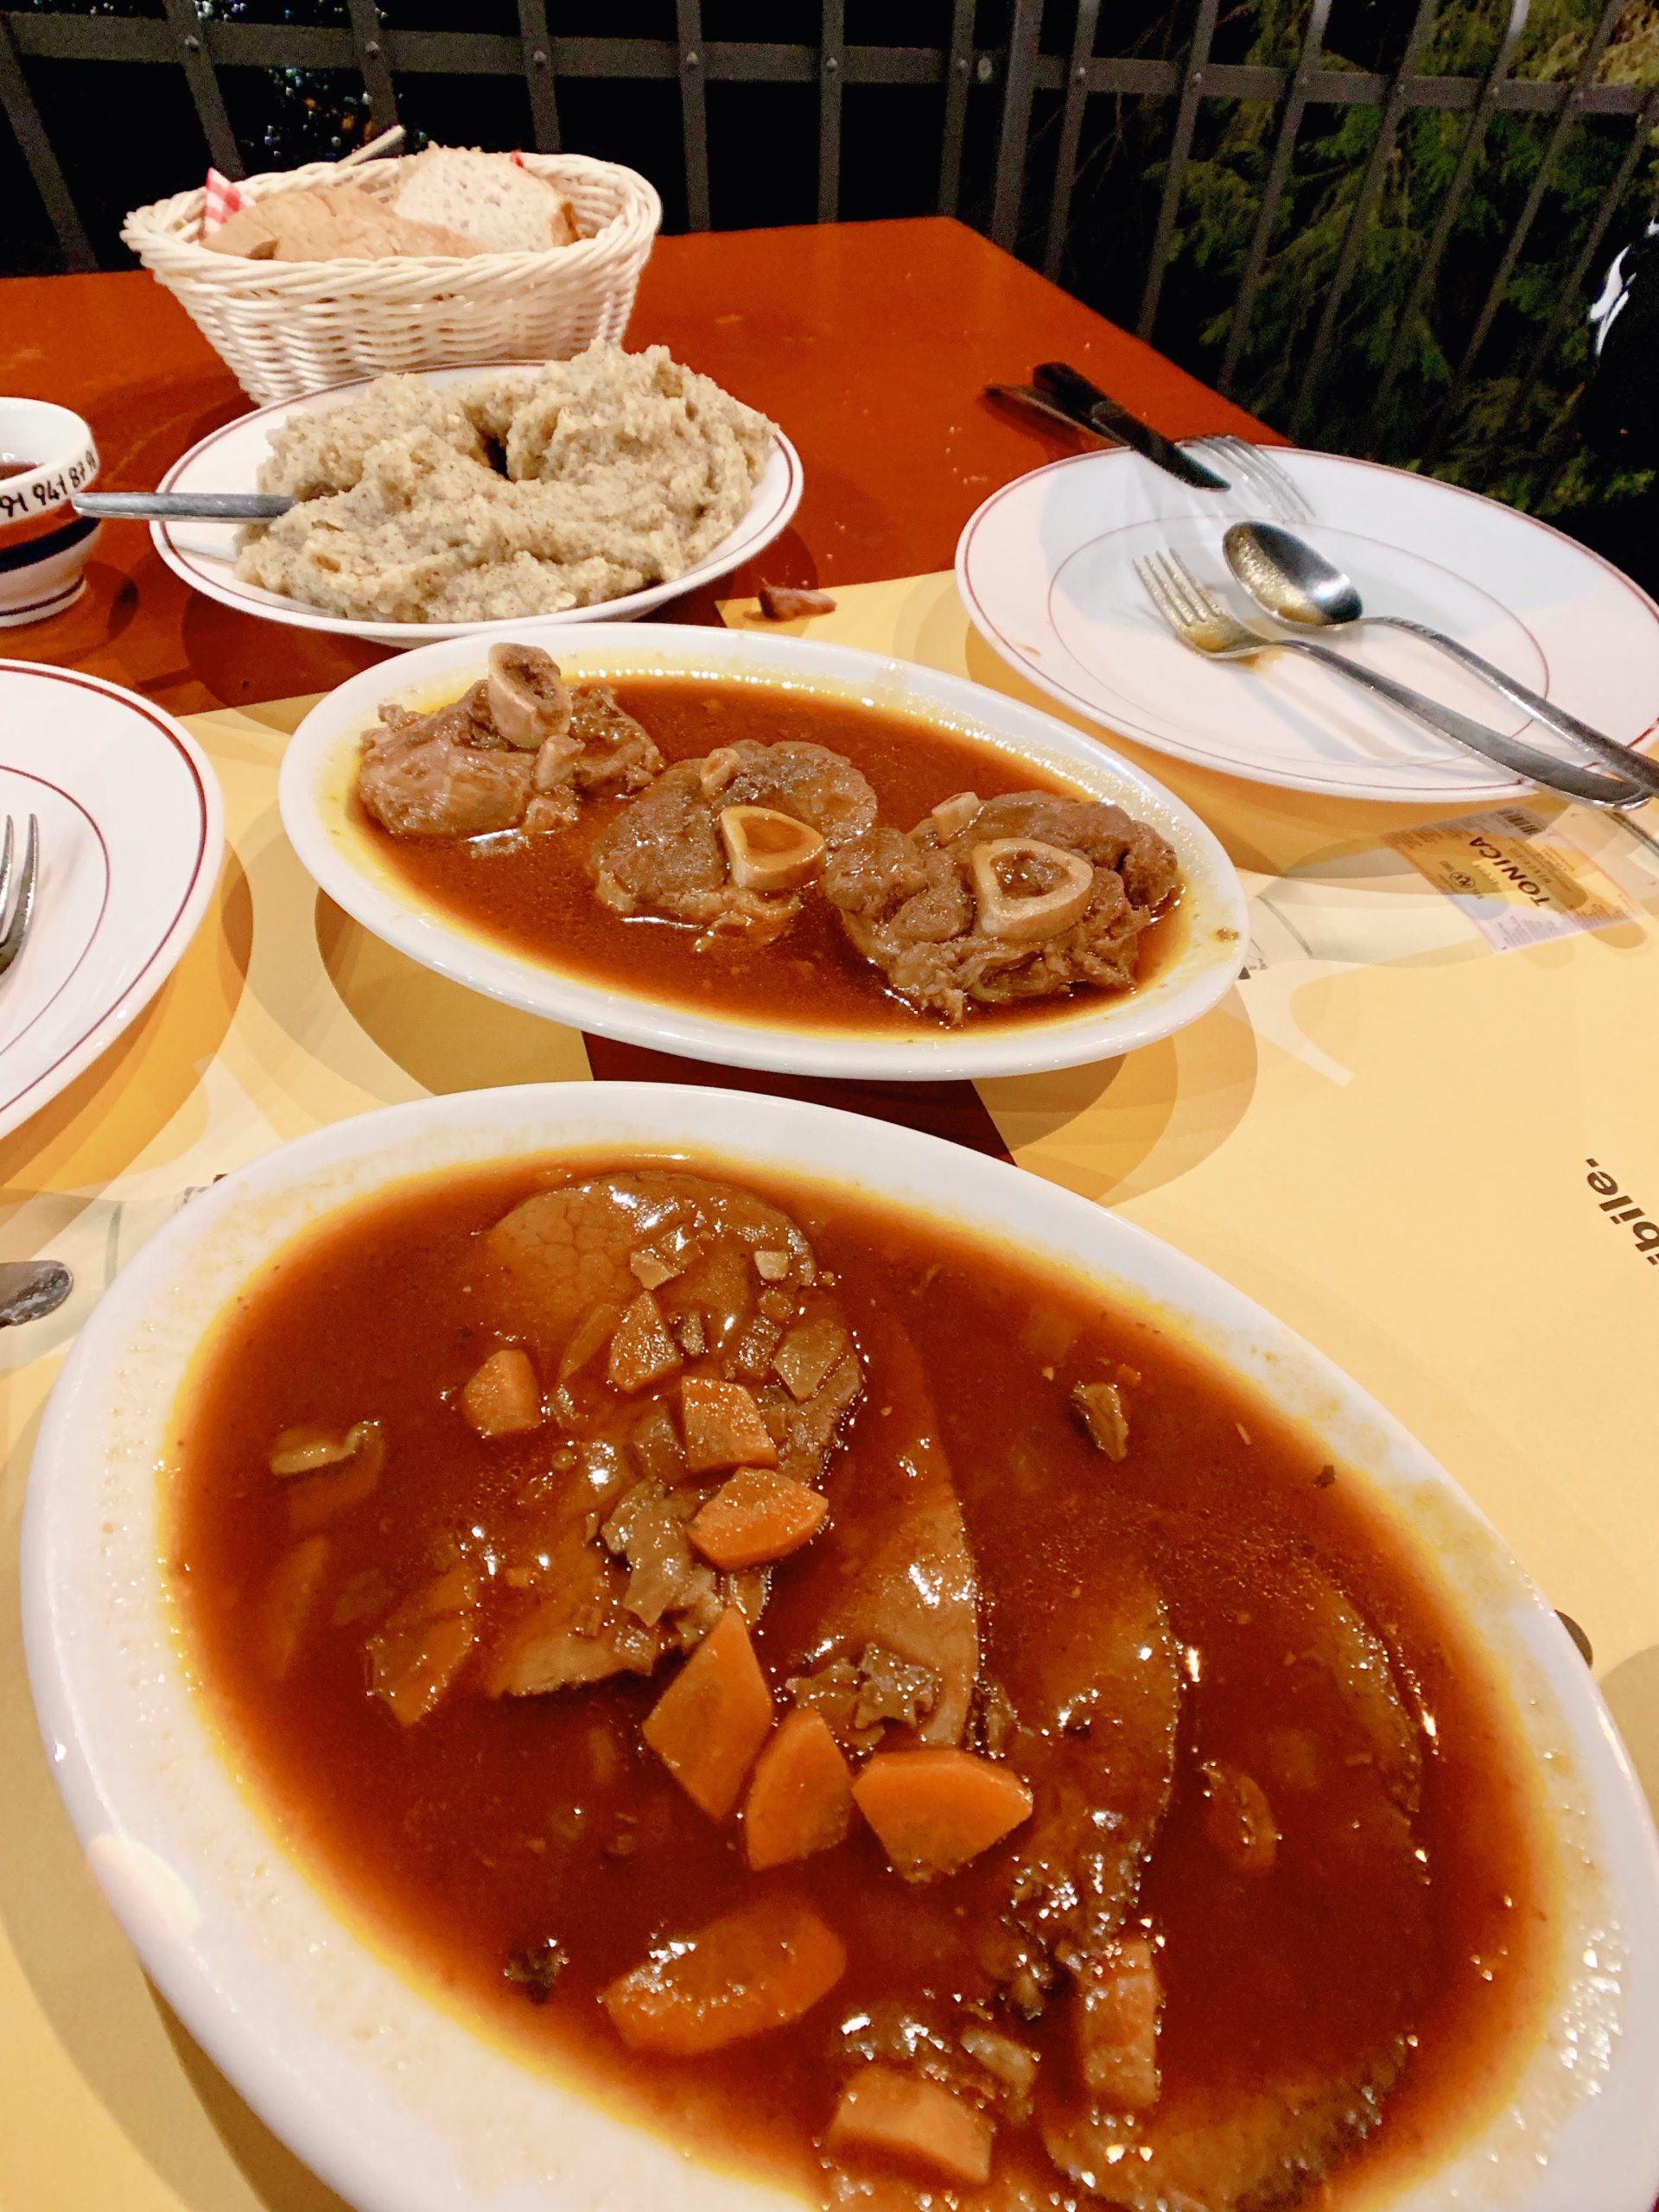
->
(122, 154, 662, 407)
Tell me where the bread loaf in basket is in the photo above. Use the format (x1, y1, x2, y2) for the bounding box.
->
(123, 152, 662, 406)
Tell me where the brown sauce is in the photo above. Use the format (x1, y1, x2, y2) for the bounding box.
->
(359, 677, 1183, 1035)
(168, 1157, 1549, 2209)
(0, 459, 35, 480)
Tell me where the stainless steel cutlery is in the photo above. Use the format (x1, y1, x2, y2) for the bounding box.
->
(73, 491, 293, 522)
(1223, 520, 1659, 800)
(1133, 547, 1653, 812)
(0, 813, 40, 984)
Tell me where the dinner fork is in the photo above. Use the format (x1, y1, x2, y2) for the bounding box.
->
(0, 814, 39, 982)
(1134, 550, 1654, 810)
(988, 382, 1312, 524)
(1188, 435, 1314, 524)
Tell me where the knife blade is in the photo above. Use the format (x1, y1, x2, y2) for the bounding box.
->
(1033, 360, 1229, 491)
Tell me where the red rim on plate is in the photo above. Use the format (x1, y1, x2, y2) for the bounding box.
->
(957, 445, 1659, 801)
(0, 661, 221, 1142)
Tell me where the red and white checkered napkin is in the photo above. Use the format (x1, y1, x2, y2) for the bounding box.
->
(200, 166, 245, 236)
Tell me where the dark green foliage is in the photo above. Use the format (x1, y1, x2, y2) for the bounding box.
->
(1153, 0, 1659, 510)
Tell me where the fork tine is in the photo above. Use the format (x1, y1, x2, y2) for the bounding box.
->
(1162, 547, 1230, 625)
(1133, 556, 1178, 625)
(1134, 556, 1194, 637)
(1147, 550, 1207, 627)
(0, 816, 37, 975)
(0, 817, 13, 928)
(1198, 435, 1268, 510)
(1249, 442, 1315, 520)
(1204, 434, 1314, 523)
(1198, 435, 1266, 504)
(1234, 442, 1311, 522)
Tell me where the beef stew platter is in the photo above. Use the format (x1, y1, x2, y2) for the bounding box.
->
(169, 1148, 1554, 2212)
(279, 626, 1248, 1080)
(353, 645, 1184, 1034)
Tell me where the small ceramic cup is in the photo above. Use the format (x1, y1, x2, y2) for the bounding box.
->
(0, 397, 101, 627)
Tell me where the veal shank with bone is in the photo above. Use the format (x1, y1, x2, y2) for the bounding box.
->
(356, 643, 662, 839)
(352, 650, 1184, 1026)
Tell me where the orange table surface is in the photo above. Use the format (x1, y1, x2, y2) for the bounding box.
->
(4, 221, 1657, 2212)
(0, 216, 1272, 722)
(0, 215, 1276, 1160)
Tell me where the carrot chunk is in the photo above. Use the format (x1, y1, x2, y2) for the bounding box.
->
(852, 1747, 1033, 1879)
(681, 1374, 778, 1472)
(828, 2065, 994, 2184)
(642, 1605, 773, 1819)
(744, 1707, 854, 1870)
(690, 1467, 828, 1569)
(601, 1894, 845, 2055)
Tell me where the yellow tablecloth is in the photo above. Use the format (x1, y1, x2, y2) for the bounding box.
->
(3, 572, 1657, 2211)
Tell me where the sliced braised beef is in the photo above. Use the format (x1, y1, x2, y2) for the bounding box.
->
(464, 1171, 862, 1696)
(822, 789, 1180, 1023)
(1266, 1554, 1425, 1815)
(997, 1558, 1181, 1967)
(183, 1155, 1486, 2212)
(1038, 1550, 1432, 2209)
(1043, 2043, 1410, 2211)
(366, 1560, 483, 1723)
(486, 1508, 665, 1696)
(787, 1322, 979, 1751)
(485, 1166, 815, 1367)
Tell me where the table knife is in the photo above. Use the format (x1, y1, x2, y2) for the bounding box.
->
(1032, 360, 1229, 491)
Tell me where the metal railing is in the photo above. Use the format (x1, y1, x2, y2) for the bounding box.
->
(3, 1, 1656, 500)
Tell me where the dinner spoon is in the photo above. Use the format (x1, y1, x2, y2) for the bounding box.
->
(1223, 520, 1659, 801)
(73, 491, 294, 521)
(0, 1258, 72, 1326)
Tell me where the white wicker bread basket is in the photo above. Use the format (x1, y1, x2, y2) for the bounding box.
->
(122, 152, 662, 406)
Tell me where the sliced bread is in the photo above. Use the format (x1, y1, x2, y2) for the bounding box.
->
(205, 184, 477, 261)
(391, 148, 578, 255)
(206, 205, 280, 259)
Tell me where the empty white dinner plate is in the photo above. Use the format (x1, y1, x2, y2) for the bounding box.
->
(278, 623, 1247, 1082)
(957, 447, 1659, 804)
(0, 662, 222, 1143)
(153, 363, 804, 650)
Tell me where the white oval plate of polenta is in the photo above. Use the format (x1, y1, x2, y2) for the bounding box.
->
(152, 361, 804, 650)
